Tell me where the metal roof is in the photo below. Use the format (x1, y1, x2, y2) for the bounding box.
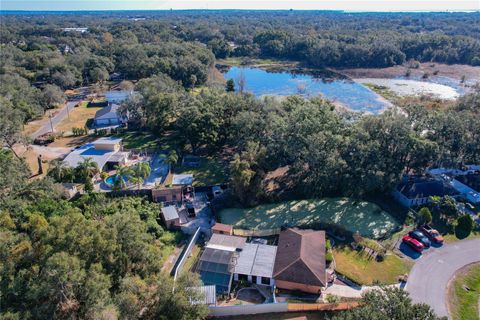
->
(233, 243, 277, 278)
(93, 137, 123, 145)
(187, 285, 217, 305)
(161, 205, 179, 221)
(172, 174, 193, 185)
(207, 234, 246, 250)
(199, 247, 233, 265)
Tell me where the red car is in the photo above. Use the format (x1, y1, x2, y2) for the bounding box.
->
(419, 225, 444, 244)
(402, 235, 424, 253)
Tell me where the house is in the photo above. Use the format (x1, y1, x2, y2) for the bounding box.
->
(196, 234, 246, 294)
(104, 90, 131, 103)
(393, 176, 459, 207)
(273, 228, 327, 294)
(94, 103, 125, 127)
(211, 223, 233, 235)
(161, 206, 180, 229)
(233, 242, 277, 286)
(62, 137, 129, 171)
(152, 187, 183, 204)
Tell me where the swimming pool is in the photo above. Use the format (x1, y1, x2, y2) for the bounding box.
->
(104, 175, 128, 187)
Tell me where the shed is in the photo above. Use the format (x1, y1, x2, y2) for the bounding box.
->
(187, 285, 217, 306)
(211, 223, 233, 235)
(152, 187, 183, 204)
(161, 206, 180, 229)
(233, 243, 277, 286)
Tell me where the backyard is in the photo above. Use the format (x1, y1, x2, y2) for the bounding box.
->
(173, 157, 226, 187)
(448, 263, 480, 320)
(218, 198, 403, 239)
(333, 246, 412, 285)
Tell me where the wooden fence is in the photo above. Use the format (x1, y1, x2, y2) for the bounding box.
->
(233, 228, 281, 237)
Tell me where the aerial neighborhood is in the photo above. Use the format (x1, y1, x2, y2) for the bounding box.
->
(1, 8, 480, 320)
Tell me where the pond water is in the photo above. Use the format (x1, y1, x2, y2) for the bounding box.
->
(218, 197, 402, 239)
(224, 67, 392, 114)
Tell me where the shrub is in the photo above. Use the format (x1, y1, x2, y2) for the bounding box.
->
(418, 207, 432, 224)
(457, 214, 474, 233)
(326, 252, 334, 263)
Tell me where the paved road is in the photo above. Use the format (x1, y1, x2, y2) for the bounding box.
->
(406, 238, 480, 318)
(31, 101, 80, 139)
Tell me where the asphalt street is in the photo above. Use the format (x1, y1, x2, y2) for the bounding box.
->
(405, 238, 480, 318)
(31, 101, 80, 139)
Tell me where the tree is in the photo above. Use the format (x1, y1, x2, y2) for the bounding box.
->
(456, 214, 474, 237)
(75, 158, 99, 183)
(112, 165, 134, 190)
(418, 207, 433, 224)
(41, 84, 66, 109)
(48, 160, 74, 182)
(330, 287, 443, 320)
(0, 100, 27, 159)
(225, 79, 235, 92)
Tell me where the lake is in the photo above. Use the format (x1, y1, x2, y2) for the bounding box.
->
(224, 66, 392, 114)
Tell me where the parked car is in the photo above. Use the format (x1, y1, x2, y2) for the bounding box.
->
(402, 235, 424, 253)
(419, 225, 444, 244)
(409, 230, 431, 248)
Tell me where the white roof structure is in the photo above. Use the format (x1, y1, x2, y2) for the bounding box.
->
(63, 144, 116, 169)
(93, 137, 123, 146)
(161, 206, 179, 221)
(172, 174, 193, 185)
(233, 243, 277, 278)
(94, 104, 121, 121)
(187, 285, 217, 306)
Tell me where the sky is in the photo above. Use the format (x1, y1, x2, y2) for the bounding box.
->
(1, 0, 479, 12)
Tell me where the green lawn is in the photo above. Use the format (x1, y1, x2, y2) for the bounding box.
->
(174, 157, 226, 187)
(449, 264, 480, 320)
(114, 131, 180, 150)
(333, 246, 412, 285)
(218, 198, 402, 239)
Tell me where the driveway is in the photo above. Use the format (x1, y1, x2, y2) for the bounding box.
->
(405, 238, 480, 318)
(31, 101, 81, 139)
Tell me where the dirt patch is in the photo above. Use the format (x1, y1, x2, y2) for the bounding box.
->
(49, 135, 97, 148)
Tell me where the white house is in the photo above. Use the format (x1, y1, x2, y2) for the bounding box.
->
(94, 103, 125, 127)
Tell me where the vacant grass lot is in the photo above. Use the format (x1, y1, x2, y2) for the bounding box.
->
(174, 157, 226, 187)
(219, 198, 401, 239)
(449, 263, 480, 320)
(56, 102, 101, 132)
(333, 247, 412, 285)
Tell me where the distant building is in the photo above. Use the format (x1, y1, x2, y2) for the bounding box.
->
(94, 103, 125, 127)
(393, 176, 460, 207)
(160, 206, 180, 229)
(273, 228, 326, 294)
(62, 137, 129, 171)
(104, 90, 131, 103)
(62, 27, 88, 33)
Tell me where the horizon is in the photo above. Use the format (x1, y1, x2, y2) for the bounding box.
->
(1, 0, 479, 12)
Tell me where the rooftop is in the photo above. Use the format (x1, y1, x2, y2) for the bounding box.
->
(161, 205, 179, 221)
(187, 285, 217, 305)
(206, 234, 246, 251)
(63, 143, 119, 169)
(94, 104, 121, 120)
(273, 228, 326, 287)
(233, 243, 277, 278)
(172, 174, 193, 185)
(211, 223, 233, 234)
(397, 176, 459, 199)
(93, 137, 123, 145)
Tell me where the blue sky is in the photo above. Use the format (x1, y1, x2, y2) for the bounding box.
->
(1, 0, 479, 11)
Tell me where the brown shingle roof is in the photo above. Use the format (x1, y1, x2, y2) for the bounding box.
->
(273, 228, 326, 287)
(212, 223, 233, 234)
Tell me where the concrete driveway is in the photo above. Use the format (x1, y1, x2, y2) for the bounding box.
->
(405, 238, 480, 318)
(31, 101, 81, 139)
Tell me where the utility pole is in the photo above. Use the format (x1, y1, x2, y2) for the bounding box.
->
(49, 112, 54, 133)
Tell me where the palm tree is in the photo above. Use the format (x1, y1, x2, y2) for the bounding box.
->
(76, 157, 99, 183)
(48, 160, 72, 182)
(165, 150, 178, 175)
(130, 175, 144, 190)
(113, 165, 134, 190)
(134, 162, 151, 180)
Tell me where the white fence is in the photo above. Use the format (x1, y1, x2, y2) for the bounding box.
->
(172, 227, 201, 281)
(208, 303, 288, 317)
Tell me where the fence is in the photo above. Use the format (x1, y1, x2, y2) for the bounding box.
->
(208, 302, 359, 317)
(106, 189, 152, 200)
(233, 228, 281, 237)
(208, 303, 288, 317)
(171, 227, 201, 280)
